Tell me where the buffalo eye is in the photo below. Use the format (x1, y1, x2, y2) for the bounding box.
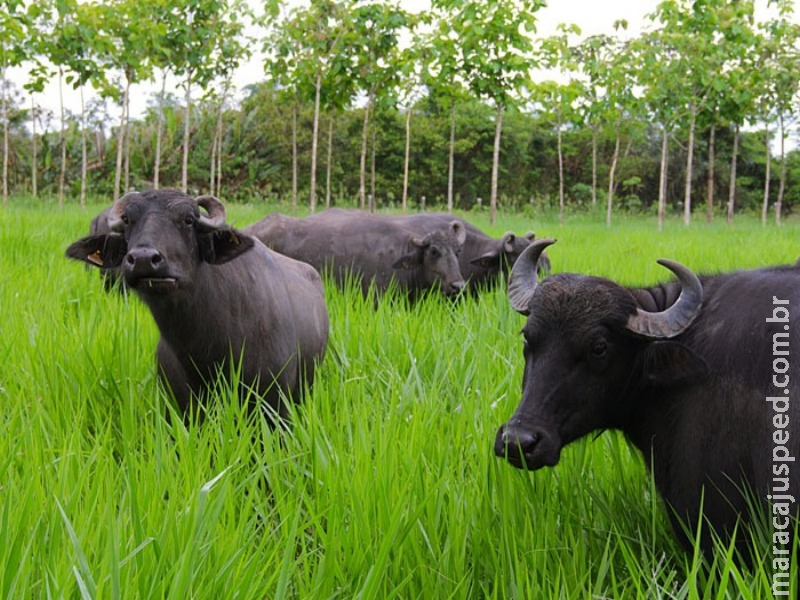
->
(183, 215, 195, 226)
(429, 247, 441, 258)
(121, 213, 129, 225)
(589, 339, 608, 359)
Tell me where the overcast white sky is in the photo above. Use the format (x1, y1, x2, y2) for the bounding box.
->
(6, 0, 796, 121)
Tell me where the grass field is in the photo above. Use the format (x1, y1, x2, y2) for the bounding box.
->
(1, 197, 798, 598)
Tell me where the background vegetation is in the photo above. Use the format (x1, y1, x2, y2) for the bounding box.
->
(0, 198, 797, 598)
(1, 0, 799, 225)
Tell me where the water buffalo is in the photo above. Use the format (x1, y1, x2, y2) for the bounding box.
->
(400, 213, 551, 290)
(495, 239, 799, 562)
(85, 205, 126, 291)
(66, 189, 329, 421)
(243, 208, 467, 299)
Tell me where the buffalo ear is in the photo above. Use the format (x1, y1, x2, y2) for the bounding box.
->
(66, 234, 127, 268)
(640, 341, 709, 387)
(470, 250, 500, 269)
(201, 228, 255, 265)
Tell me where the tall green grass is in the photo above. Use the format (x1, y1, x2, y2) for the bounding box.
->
(0, 199, 797, 598)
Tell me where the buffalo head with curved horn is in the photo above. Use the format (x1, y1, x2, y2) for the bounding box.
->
(507, 240, 704, 339)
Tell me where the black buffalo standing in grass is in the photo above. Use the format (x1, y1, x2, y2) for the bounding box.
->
(400, 213, 551, 291)
(243, 208, 467, 299)
(67, 189, 329, 422)
(495, 239, 799, 567)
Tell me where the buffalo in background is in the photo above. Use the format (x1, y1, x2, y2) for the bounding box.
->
(400, 213, 551, 291)
(67, 189, 329, 422)
(244, 208, 468, 299)
(496, 239, 799, 563)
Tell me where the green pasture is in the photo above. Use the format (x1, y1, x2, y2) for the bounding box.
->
(0, 198, 797, 598)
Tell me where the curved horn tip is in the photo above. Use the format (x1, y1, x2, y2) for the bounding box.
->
(195, 195, 227, 228)
(507, 238, 557, 316)
(626, 258, 703, 339)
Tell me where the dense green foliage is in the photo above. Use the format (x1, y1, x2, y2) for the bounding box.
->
(1, 197, 797, 597)
(5, 84, 800, 214)
(2, 0, 799, 216)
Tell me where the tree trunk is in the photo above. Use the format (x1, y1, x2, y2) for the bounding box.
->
(683, 106, 696, 226)
(726, 123, 739, 223)
(776, 113, 786, 227)
(489, 102, 503, 225)
(326, 115, 334, 208)
(310, 73, 321, 212)
(80, 86, 87, 209)
(657, 126, 669, 232)
(369, 124, 377, 212)
(58, 67, 66, 208)
(209, 120, 217, 194)
(705, 124, 715, 223)
(181, 72, 192, 193)
(359, 91, 373, 210)
(557, 118, 564, 225)
(113, 79, 129, 202)
(210, 86, 228, 196)
(154, 71, 167, 190)
(761, 123, 771, 226)
(447, 103, 456, 212)
(291, 99, 298, 209)
(402, 106, 411, 212)
(606, 134, 620, 227)
(591, 128, 598, 208)
(31, 95, 37, 198)
(216, 118, 223, 197)
(1, 67, 8, 207)
(124, 90, 131, 193)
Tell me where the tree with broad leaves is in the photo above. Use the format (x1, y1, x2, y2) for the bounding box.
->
(537, 23, 582, 224)
(203, 0, 253, 197)
(102, 0, 159, 201)
(169, 0, 225, 194)
(1, 0, 29, 207)
(631, 15, 692, 231)
(573, 26, 638, 226)
(395, 42, 426, 213)
(51, 1, 111, 207)
(339, 0, 410, 211)
(714, 0, 759, 223)
(645, 0, 733, 226)
(265, 0, 348, 212)
(756, 0, 799, 226)
(420, 3, 470, 212)
(435, 0, 545, 224)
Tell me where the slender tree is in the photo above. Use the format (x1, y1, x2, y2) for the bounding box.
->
(267, 0, 347, 211)
(756, 0, 800, 226)
(422, 3, 469, 212)
(340, 0, 410, 210)
(1, 0, 29, 206)
(437, 0, 544, 224)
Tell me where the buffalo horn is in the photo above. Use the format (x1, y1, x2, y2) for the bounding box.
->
(625, 259, 703, 339)
(106, 191, 139, 231)
(507, 238, 556, 315)
(195, 195, 227, 231)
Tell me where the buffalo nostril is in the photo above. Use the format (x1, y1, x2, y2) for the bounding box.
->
(126, 248, 164, 270)
(502, 428, 540, 453)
